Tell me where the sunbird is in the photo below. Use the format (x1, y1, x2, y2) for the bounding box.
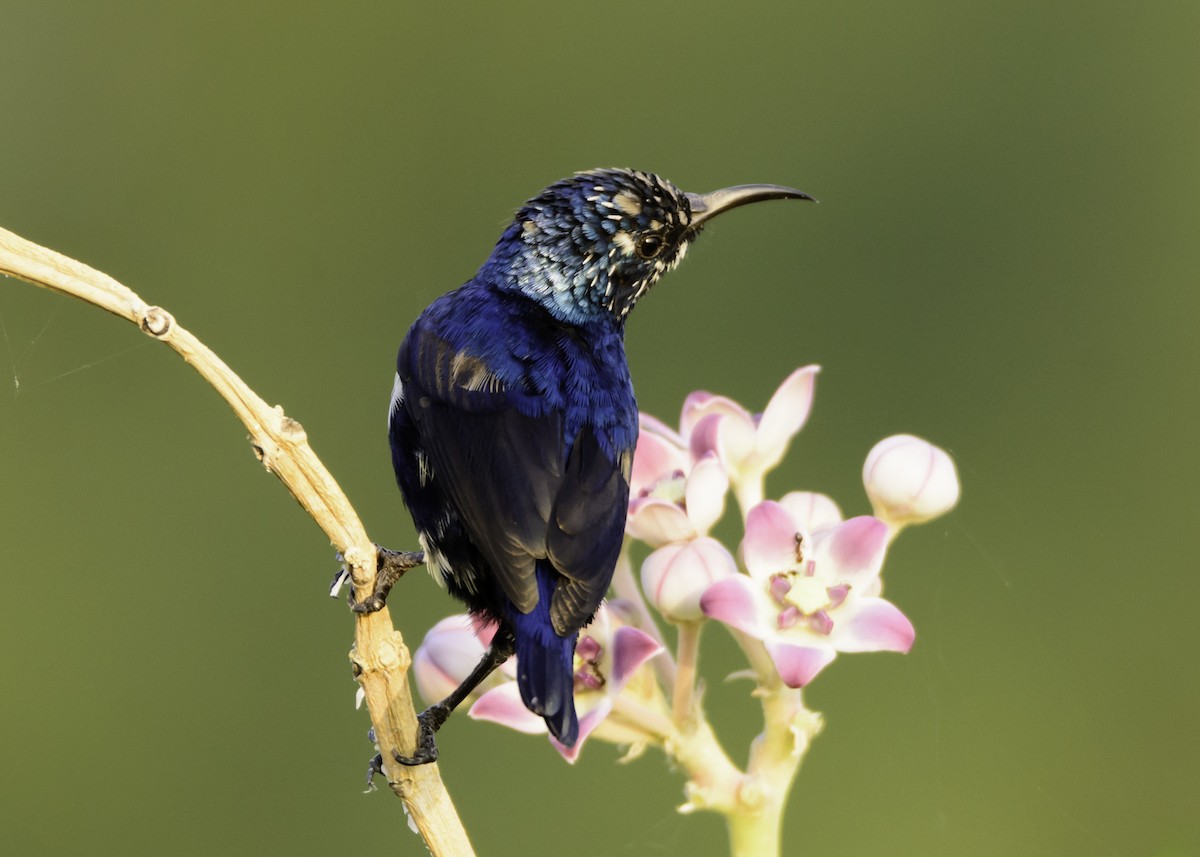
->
(363, 169, 811, 764)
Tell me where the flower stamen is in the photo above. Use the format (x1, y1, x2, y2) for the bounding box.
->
(807, 610, 834, 636)
(574, 634, 607, 691)
(784, 576, 832, 615)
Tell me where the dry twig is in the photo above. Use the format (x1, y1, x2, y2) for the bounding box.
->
(0, 224, 475, 857)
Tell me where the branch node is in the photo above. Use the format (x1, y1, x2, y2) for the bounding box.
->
(736, 776, 768, 812)
(343, 544, 375, 586)
(279, 414, 307, 442)
(376, 630, 412, 673)
(139, 305, 174, 338)
(349, 629, 411, 676)
(250, 435, 281, 472)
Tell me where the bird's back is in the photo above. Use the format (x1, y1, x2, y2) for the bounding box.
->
(389, 280, 637, 743)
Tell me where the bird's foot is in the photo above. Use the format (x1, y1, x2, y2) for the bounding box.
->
(350, 546, 424, 614)
(364, 753, 384, 792)
(392, 704, 451, 767)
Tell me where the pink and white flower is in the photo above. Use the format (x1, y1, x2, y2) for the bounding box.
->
(627, 452, 729, 547)
(629, 413, 691, 499)
(468, 604, 664, 762)
(700, 500, 914, 687)
(682, 366, 819, 489)
(640, 536, 738, 622)
(412, 615, 512, 706)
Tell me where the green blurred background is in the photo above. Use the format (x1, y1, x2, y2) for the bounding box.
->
(2, 2, 1197, 855)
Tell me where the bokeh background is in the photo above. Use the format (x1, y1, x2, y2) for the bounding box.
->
(2, 3, 1197, 855)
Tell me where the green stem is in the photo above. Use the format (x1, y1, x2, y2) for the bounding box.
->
(604, 705, 681, 744)
(730, 628, 779, 686)
(609, 694, 676, 742)
(666, 716, 744, 816)
(671, 621, 702, 726)
(732, 472, 765, 520)
(726, 801, 785, 857)
(721, 630, 823, 857)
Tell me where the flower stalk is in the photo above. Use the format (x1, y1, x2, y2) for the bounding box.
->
(732, 474, 766, 522)
(404, 362, 958, 852)
(671, 621, 702, 726)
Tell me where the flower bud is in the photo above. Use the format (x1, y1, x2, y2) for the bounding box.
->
(641, 537, 737, 622)
(412, 615, 487, 705)
(863, 434, 960, 528)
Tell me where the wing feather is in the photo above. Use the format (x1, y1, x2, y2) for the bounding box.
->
(400, 325, 632, 632)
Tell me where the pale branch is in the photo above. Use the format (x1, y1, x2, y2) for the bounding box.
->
(0, 225, 475, 857)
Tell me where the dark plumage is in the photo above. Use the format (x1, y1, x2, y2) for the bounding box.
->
(374, 168, 811, 764)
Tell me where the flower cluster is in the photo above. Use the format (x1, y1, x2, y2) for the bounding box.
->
(409, 366, 959, 760)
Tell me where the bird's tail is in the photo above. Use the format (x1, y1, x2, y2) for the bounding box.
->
(508, 568, 579, 746)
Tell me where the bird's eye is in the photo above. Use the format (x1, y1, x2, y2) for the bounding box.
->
(635, 234, 665, 260)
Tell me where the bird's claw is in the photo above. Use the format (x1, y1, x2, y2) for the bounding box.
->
(364, 753, 384, 792)
(392, 705, 449, 767)
(349, 546, 424, 614)
(350, 592, 387, 614)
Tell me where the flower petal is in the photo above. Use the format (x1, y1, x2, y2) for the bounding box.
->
(687, 412, 723, 461)
(778, 491, 843, 534)
(755, 366, 819, 462)
(742, 501, 802, 580)
(684, 454, 729, 533)
(626, 498, 696, 546)
(699, 575, 767, 637)
(471, 616, 500, 648)
(813, 516, 889, 586)
(412, 615, 488, 705)
(764, 640, 837, 687)
(680, 392, 752, 440)
(713, 413, 757, 469)
(831, 597, 915, 653)
(679, 390, 716, 435)
(469, 684, 547, 734)
(609, 626, 664, 687)
(550, 697, 612, 764)
(638, 412, 685, 449)
(630, 425, 689, 496)
(581, 601, 613, 643)
(641, 538, 737, 622)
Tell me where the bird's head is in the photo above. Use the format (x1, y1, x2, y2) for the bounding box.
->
(490, 168, 813, 325)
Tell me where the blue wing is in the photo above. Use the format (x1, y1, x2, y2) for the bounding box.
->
(394, 316, 634, 636)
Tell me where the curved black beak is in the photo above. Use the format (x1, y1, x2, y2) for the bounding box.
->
(685, 184, 815, 228)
